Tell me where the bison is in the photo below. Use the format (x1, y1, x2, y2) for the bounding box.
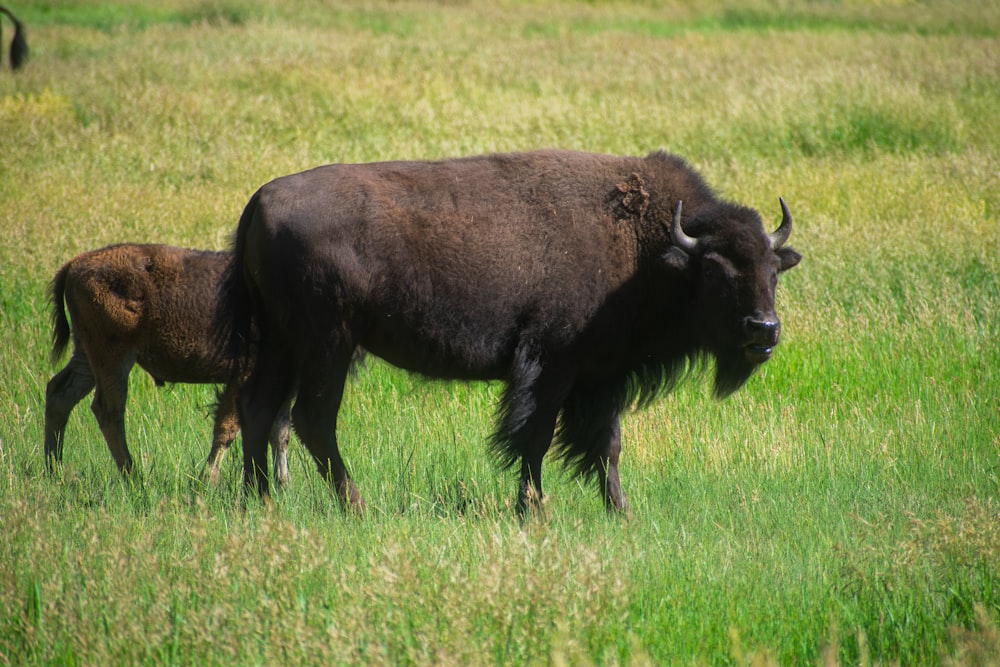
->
(0, 5, 27, 70)
(226, 149, 801, 514)
(45, 243, 290, 486)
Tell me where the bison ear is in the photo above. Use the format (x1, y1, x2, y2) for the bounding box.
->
(777, 247, 801, 272)
(662, 247, 690, 272)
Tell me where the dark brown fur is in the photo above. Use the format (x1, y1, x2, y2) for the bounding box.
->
(45, 244, 290, 485)
(227, 150, 801, 513)
(0, 6, 27, 70)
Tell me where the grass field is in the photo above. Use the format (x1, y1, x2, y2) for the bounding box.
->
(1, 1, 999, 664)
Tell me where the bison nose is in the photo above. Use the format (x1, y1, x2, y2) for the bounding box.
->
(743, 317, 780, 345)
(742, 318, 780, 363)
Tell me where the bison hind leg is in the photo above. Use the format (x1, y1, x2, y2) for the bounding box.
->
(291, 352, 364, 513)
(89, 359, 136, 476)
(44, 350, 96, 472)
(238, 343, 297, 500)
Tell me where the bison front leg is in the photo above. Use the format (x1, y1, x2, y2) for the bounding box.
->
(560, 386, 629, 515)
(517, 455, 547, 516)
(597, 415, 628, 515)
(495, 355, 570, 517)
(499, 419, 554, 516)
(44, 350, 96, 472)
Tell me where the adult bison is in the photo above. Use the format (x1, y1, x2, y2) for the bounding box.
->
(227, 150, 801, 514)
(45, 244, 290, 485)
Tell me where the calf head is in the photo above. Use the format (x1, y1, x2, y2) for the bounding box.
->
(667, 198, 802, 397)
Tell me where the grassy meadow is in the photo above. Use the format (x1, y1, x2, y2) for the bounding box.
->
(1, 1, 999, 664)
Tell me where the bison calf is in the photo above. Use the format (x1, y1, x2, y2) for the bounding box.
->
(44, 243, 290, 485)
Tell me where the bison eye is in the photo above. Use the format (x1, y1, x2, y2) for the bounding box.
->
(703, 253, 737, 282)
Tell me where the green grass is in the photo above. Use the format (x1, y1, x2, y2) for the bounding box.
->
(2, 1, 999, 664)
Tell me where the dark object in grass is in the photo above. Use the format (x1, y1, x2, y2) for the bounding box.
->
(0, 6, 27, 70)
(226, 150, 801, 515)
(45, 244, 291, 486)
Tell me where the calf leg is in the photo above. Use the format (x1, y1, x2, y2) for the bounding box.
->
(202, 381, 241, 485)
(44, 350, 96, 472)
(90, 361, 135, 475)
(293, 354, 363, 513)
(204, 389, 292, 489)
(270, 397, 293, 490)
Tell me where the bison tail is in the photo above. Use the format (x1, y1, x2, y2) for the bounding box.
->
(48, 263, 72, 365)
(219, 187, 263, 376)
(0, 6, 28, 70)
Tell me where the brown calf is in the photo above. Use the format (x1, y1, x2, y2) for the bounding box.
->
(44, 243, 290, 486)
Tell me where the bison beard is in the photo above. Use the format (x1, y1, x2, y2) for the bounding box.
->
(712, 351, 760, 399)
(227, 149, 801, 515)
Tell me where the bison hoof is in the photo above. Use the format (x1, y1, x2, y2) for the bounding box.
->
(516, 488, 546, 518)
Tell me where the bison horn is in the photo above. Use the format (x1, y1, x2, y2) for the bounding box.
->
(670, 201, 700, 254)
(770, 197, 793, 249)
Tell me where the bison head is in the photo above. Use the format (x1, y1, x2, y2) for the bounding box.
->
(667, 198, 801, 397)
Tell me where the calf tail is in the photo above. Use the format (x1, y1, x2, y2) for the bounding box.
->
(48, 263, 72, 364)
